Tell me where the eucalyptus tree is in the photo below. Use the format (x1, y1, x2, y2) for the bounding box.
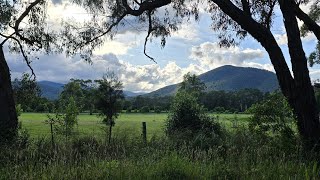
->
(0, 0, 62, 142)
(179, 72, 206, 97)
(95, 72, 124, 144)
(66, 0, 320, 149)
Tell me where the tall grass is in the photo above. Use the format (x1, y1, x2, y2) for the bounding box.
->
(1, 127, 319, 179)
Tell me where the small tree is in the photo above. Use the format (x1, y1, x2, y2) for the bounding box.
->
(45, 113, 64, 147)
(59, 80, 84, 112)
(247, 92, 296, 148)
(95, 72, 124, 144)
(48, 97, 79, 141)
(64, 97, 79, 138)
(179, 73, 206, 98)
(166, 74, 223, 147)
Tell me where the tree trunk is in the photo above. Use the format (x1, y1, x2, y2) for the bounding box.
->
(108, 124, 112, 144)
(0, 47, 18, 144)
(213, 0, 320, 150)
(279, 0, 320, 150)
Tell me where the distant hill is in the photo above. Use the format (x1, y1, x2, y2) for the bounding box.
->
(146, 65, 279, 97)
(123, 91, 145, 97)
(37, 81, 145, 100)
(38, 81, 64, 100)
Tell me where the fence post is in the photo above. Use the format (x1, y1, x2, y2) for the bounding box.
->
(142, 122, 147, 144)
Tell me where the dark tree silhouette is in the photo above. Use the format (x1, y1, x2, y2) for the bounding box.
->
(95, 72, 124, 144)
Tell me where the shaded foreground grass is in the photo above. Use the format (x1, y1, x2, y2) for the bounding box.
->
(0, 129, 319, 179)
(20, 113, 251, 138)
(8, 113, 316, 179)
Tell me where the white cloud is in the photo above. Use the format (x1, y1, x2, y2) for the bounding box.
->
(172, 20, 200, 41)
(7, 51, 204, 92)
(275, 31, 316, 46)
(190, 42, 265, 70)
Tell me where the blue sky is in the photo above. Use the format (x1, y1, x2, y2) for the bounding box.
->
(5, 0, 320, 92)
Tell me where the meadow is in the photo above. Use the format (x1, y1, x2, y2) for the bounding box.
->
(20, 112, 251, 138)
(1, 112, 319, 179)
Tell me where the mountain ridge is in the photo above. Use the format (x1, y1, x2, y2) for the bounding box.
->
(36, 65, 279, 99)
(145, 65, 279, 97)
(37, 81, 145, 100)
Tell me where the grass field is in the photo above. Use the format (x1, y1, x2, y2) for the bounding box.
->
(4, 113, 319, 179)
(20, 113, 251, 138)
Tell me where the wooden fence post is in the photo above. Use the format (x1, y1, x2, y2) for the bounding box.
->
(142, 122, 147, 144)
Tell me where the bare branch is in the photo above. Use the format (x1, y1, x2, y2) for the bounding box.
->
(9, 36, 36, 80)
(293, 0, 320, 40)
(144, 11, 156, 63)
(265, 0, 277, 29)
(76, 13, 127, 49)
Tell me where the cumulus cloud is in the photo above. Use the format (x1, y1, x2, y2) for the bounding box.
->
(7, 51, 205, 92)
(171, 20, 200, 41)
(190, 42, 265, 69)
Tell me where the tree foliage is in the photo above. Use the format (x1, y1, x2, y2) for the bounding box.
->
(247, 92, 294, 134)
(12, 73, 41, 112)
(166, 73, 223, 147)
(95, 72, 124, 143)
(179, 72, 206, 97)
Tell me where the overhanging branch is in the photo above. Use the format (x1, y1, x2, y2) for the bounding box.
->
(13, 0, 43, 47)
(144, 10, 156, 63)
(293, 0, 320, 40)
(9, 36, 36, 80)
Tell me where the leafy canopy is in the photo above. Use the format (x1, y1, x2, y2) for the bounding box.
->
(95, 72, 124, 126)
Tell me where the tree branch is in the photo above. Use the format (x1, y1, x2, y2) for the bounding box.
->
(293, 1, 320, 40)
(122, 0, 171, 16)
(14, 0, 43, 46)
(241, 0, 251, 16)
(0, 32, 15, 46)
(265, 0, 277, 29)
(212, 0, 295, 97)
(9, 36, 36, 80)
(76, 13, 127, 49)
(144, 11, 156, 63)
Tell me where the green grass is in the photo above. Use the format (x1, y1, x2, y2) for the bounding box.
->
(3, 113, 319, 179)
(20, 113, 251, 138)
(1, 127, 318, 179)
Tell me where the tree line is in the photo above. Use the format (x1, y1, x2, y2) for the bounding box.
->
(13, 73, 270, 114)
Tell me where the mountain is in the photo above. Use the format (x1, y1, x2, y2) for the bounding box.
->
(146, 65, 279, 97)
(38, 81, 64, 100)
(123, 91, 146, 97)
(37, 81, 145, 100)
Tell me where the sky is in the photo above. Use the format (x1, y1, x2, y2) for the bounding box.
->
(5, 0, 320, 92)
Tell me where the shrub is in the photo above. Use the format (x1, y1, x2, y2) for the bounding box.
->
(166, 91, 224, 148)
(247, 92, 296, 150)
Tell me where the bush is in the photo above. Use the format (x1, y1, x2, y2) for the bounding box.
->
(140, 106, 150, 113)
(247, 92, 296, 150)
(166, 91, 224, 148)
